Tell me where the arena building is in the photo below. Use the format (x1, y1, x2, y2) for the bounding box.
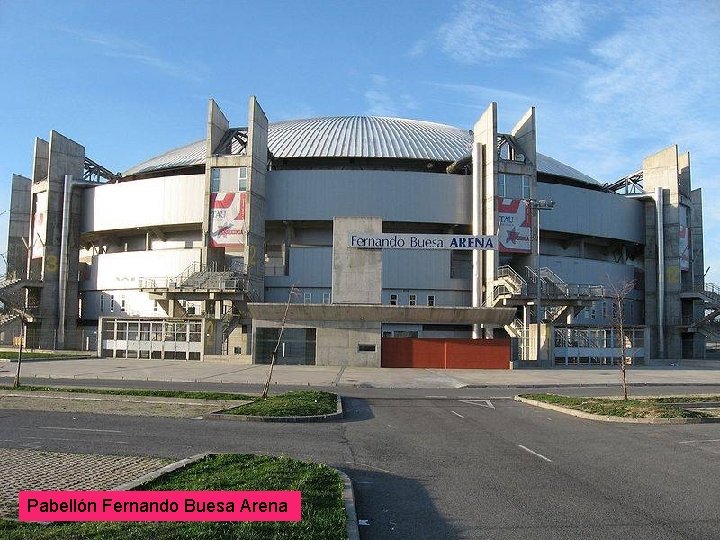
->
(2, 97, 715, 368)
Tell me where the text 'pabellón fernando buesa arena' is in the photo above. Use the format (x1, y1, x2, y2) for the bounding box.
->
(4, 97, 714, 368)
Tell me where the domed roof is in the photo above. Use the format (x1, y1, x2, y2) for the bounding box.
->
(268, 116, 471, 161)
(123, 115, 599, 186)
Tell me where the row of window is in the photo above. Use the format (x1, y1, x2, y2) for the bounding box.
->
(390, 294, 435, 306)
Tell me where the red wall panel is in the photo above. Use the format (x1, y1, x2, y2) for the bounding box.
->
(381, 338, 510, 369)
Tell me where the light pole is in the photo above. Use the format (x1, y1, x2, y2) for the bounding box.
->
(526, 199, 555, 364)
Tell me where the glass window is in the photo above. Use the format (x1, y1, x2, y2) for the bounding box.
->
(303, 292, 312, 304)
(409, 294, 416, 306)
(210, 168, 221, 192)
(322, 292, 331, 304)
(390, 294, 398, 306)
(427, 295, 435, 307)
(238, 167, 248, 191)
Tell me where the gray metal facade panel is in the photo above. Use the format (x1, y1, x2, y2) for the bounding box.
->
(383, 249, 471, 291)
(264, 247, 333, 288)
(538, 183, 645, 244)
(266, 169, 470, 223)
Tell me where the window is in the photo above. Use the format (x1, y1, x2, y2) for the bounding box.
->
(497, 173, 530, 199)
(602, 301, 607, 319)
(390, 294, 398, 306)
(303, 292, 312, 304)
(100, 294, 105, 313)
(409, 294, 417, 306)
(238, 167, 248, 191)
(110, 295, 114, 313)
(121, 297, 126, 311)
(322, 292, 331, 304)
(153, 300, 159, 313)
(427, 295, 435, 307)
(590, 303, 596, 320)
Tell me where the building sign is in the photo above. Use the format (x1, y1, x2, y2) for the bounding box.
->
(497, 197, 531, 253)
(209, 192, 247, 249)
(349, 233, 497, 250)
(31, 191, 48, 259)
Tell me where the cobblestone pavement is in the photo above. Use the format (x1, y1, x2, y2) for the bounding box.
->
(0, 448, 170, 518)
(0, 390, 248, 418)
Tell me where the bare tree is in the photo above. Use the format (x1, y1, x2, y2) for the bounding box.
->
(608, 278, 636, 400)
(261, 284, 300, 399)
(0, 276, 32, 388)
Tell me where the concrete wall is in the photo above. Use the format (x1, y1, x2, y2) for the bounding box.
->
(332, 217, 382, 304)
(7, 174, 31, 278)
(253, 318, 381, 367)
(82, 174, 204, 232)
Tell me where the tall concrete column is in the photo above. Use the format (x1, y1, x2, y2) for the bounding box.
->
(31, 131, 84, 349)
(642, 145, 696, 359)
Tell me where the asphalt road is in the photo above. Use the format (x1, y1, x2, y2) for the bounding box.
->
(3, 388, 720, 539)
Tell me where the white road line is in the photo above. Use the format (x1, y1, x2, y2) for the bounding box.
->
(678, 438, 720, 444)
(451, 410, 464, 418)
(459, 399, 495, 409)
(355, 462, 391, 474)
(21, 436, 77, 442)
(40, 426, 122, 433)
(518, 444, 553, 462)
(426, 395, 446, 398)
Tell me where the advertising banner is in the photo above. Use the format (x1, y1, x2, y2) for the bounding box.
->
(209, 192, 247, 249)
(679, 205, 690, 271)
(31, 191, 47, 259)
(679, 226, 690, 271)
(497, 197, 531, 253)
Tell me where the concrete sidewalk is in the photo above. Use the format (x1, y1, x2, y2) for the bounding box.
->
(3, 357, 720, 388)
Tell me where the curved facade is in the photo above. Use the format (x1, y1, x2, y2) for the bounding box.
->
(4, 97, 709, 367)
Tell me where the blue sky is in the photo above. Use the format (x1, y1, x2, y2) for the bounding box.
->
(1, 0, 718, 280)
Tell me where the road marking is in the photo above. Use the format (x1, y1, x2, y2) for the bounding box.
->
(451, 410, 464, 418)
(459, 399, 495, 409)
(40, 426, 122, 433)
(678, 438, 720, 444)
(358, 519, 370, 526)
(355, 462, 391, 474)
(426, 395, 446, 398)
(22, 436, 77, 442)
(518, 444, 552, 462)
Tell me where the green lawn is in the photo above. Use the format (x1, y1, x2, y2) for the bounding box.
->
(1, 454, 347, 540)
(0, 351, 86, 360)
(223, 391, 338, 417)
(0, 385, 253, 402)
(520, 393, 710, 419)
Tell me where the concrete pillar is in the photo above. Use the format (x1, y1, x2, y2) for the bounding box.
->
(7, 174, 31, 279)
(642, 145, 694, 359)
(331, 217, 382, 304)
(31, 131, 84, 349)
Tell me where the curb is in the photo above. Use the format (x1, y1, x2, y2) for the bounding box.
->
(113, 452, 210, 490)
(206, 394, 344, 423)
(514, 396, 720, 424)
(465, 382, 720, 389)
(337, 470, 361, 540)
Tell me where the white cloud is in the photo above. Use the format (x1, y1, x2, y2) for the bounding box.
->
(65, 28, 204, 82)
(437, 0, 603, 63)
(364, 75, 420, 117)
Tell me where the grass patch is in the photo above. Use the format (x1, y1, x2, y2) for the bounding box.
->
(521, 393, 710, 419)
(225, 391, 338, 417)
(0, 454, 347, 539)
(0, 385, 253, 402)
(0, 351, 86, 361)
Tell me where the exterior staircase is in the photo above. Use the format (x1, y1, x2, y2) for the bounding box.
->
(681, 282, 720, 330)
